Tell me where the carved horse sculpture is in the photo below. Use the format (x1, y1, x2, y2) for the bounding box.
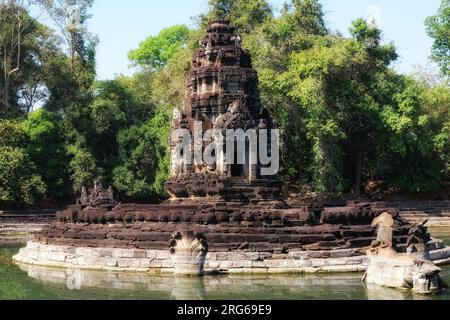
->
(363, 213, 447, 295)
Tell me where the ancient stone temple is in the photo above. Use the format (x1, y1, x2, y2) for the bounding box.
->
(14, 21, 450, 277)
(165, 19, 280, 202)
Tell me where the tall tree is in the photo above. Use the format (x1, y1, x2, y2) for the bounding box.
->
(36, 0, 96, 71)
(37, 0, 97, 115)
(0, 0, 50, 117)
(426, 0, 450, 76)
(0, 119, 46, 206)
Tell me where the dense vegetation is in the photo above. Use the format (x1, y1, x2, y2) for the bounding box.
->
(0, 0, 449, 207)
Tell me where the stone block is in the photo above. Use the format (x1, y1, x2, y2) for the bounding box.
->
(232, 260, 252, 268)
(217, 261, 232, 269)
(327, 258, 347, 266)
(330, 249, 357, 259)
(77, 257, 85, 265)
(311, 259, 326, 268)
(149, 259, 162, 268)
(129, 259, 141, 269)
(106, 258, 118, 267)
(289, 251, 309, 259)
(345, 257, 363, 265)
(117, 258, 130, 268)
(50, 253, 67, 263)
(146, 250, 157, 259)
(96, 248, 113, 257)
(156, 251, 171, 260)
(161, 260, 174, 268)
(308, 251, 330, 259)
(133, 250, 146, 258)
(264, 259, 289, 268)
(84, 256, 97, 266)
(91, 257, 106, 267)
(139, 259, 151, 268)
(120, 249, 135, 258)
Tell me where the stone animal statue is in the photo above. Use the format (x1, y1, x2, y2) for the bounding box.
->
(406, 220, 431, 260)
(363, 213, 447, 295)
(372, 212, 395, 247)
(169, 231, 208, 276)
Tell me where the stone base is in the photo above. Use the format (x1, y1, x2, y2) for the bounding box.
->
(13, 241, 450, 274)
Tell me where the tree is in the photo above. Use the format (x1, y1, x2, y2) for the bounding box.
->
(22, 109, 70, 199)
(66, 140, 99, 192)
(376, 77, 447, 193)
(0, 118, 25, 146)
(421, 80, 450, 178)
(37, 0, 97, 116)
(260, 17, 399, 195)
(36, 0, 97, 70)
(0, 119, 46, 206)
(113, 106, 171, 198)
(128, 25, 190, 71)
(0, 146, 46, 205)
(0, 0, 52, 117)
(426, 0, 450, 76)
(202, 0, 273, 34)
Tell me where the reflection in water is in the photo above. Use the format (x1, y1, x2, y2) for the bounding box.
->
(171, 277, 206, 300)
(364, 283, 420, 300)
(15, 262, 447, 300)
(16, 263, 364, 300)
(1, 243, 449, 300)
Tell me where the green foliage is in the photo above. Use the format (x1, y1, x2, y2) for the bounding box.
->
(113, 106, 171, 197)
(0, 120, 26, 147)
(22, 109, 70, 198)
(0, 2, 53, 117)
(377, 78, 446, 192)
(151, 48, 193, 109)
(426, 0, 450, 76)
(422, 81, 450, 176)
(66, 141, 100, 192)
(203, 0, 273, 34)
(128, 25, 190, 70)
(0, 146, 46, 205)
(0, 0, 449, 206)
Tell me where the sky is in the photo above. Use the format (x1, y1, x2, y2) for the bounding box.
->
(39, 0, 442, 80)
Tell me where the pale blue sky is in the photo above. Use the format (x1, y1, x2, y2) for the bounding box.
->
(40, 0, 443, 80)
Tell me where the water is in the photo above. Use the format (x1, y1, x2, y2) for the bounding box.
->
(1, 229, 449, 300)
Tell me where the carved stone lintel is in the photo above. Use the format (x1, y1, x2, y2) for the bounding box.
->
(169, 231, 208, 276)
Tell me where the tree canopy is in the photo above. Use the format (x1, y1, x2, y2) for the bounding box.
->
(426, 0, 450, 76)
(0, 0, 449, 207)
(128, 25, 190, 70)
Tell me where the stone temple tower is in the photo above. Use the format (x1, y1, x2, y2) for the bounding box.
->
(165, 20, 281, 202)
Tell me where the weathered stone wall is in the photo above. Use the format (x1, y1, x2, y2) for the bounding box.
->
(14, 241, 450, 274)
(0, 223, 47, 243)
(391, 201, 450, 227)
(0, 210, 56, 243)
(36, 219, 414, 253)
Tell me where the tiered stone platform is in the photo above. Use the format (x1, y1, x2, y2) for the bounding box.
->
(14, 199, 450, 273)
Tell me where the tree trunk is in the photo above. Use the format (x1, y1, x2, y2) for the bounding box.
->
(353, 149, 363, 197)
(2, 56, 11, 112)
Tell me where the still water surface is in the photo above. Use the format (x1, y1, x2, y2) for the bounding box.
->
(0, 230, 449, 300)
